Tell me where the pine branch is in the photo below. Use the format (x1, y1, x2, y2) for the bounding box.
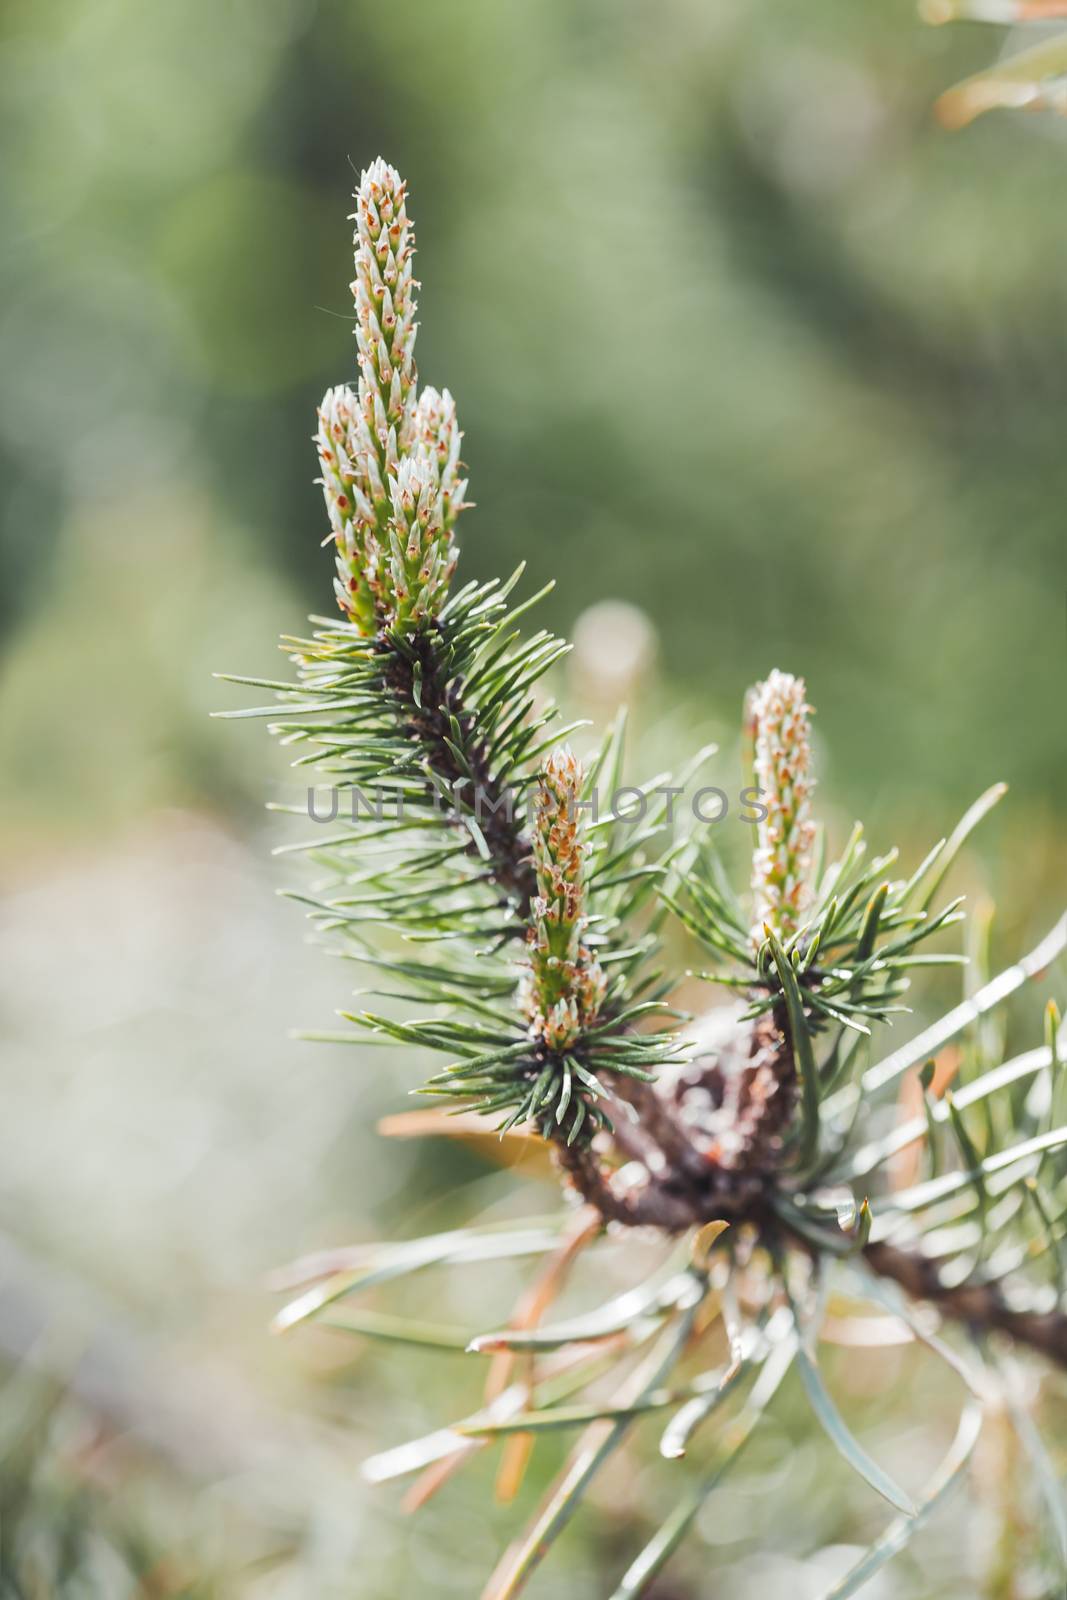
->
(234, 159, 1067, 1600)
(864, 1240, 1067, 1367)
(382, 619, 537, 912)
(554, 1139, 701, 1232)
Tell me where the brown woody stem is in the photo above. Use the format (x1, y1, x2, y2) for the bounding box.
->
(387, 630, 537, 911)
(864, 1240, 1067, 1368)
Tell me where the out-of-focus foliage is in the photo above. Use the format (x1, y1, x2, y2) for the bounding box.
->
(923, 4, 1067, 125)
(3, 0, 1067, 838)
(0, 1356, 219, 1598)
(1, 0, 1066, 1594)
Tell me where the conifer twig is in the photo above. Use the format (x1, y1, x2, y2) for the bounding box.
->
(233, 158, 1067, 1600)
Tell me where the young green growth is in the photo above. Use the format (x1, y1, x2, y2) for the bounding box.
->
(520, 749, 607, 1052)
(314, 158, 468, 632)
(748, 669, 816, 945)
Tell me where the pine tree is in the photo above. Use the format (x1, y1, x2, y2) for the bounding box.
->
(220, 160, 1067, 1600)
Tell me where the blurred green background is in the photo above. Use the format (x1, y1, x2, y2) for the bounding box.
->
(0, 0, 1064, 1594)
